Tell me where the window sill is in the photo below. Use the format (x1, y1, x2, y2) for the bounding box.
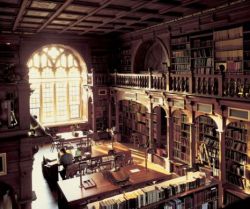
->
(43, 119, 88, 128)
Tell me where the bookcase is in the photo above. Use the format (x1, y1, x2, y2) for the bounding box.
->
(196, 116, 219, 177)
(244, 25, 250, 71)
(95, 98, 109, 131)
(190, 33, 214, 74)
(171, 35, 191, 72)
(91, 50, 108, 72)
(116, 46, 131, 72)
(119, 100, 149, 145)
(173, 111, 190, 164)
(87, 172, 218, 209)
(225, 121, 248, 189)
(214, 27, 243, 73)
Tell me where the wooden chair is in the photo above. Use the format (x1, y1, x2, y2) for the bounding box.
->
(50, 136, 62, 152)
(65, 163, 79, 179)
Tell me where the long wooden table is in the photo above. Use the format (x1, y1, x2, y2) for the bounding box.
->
(42, 148, 132, 183)
(57, 164, 172, 209)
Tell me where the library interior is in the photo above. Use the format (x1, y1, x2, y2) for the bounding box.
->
(1, 0, 250, 209)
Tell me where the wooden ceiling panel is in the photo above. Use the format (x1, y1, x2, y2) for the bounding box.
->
(0, 7, 17, 13)
(51, 20, 72, 25)
(0, 0, 19, 4)
(65, 5, 96, 13)
(30, 1, 58, 10)
(57, 13, 81, 20)
(20, 22, 40, 28)
(26, 10, 50, 17)
(23, 17, 44, 23)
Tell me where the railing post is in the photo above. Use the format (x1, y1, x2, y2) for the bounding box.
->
(218, 72, 223, 97)
(148, 68, 152, 89)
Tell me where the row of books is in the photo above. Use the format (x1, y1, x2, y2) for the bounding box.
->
(193, 58, 213, 68)
(173, 51, 191, 57)
(202, 138, 219, 149)
(226, 128, 247, 142)
(171, 36, 189, 45)
(172, 64, 191, 71)
(172, 44, 190, 51)
(192, 49, 213, 58)
(225, 150, 247, 163)
(225, 139, 247, 153)
(215, 50, 243, 60)
(215, 38, 243, 51)
(173, 150, 189, 162)
(172, 57, 191, 64)
(226, 172, 245, 189)
(173, 143, 188, 154)
(226, 162, 244, 176)
(87, 172, 208, 209)
(214, 27, 243, 41)
(192, 40, 213, 48)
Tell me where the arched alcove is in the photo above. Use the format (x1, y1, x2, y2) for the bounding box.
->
(133, 39, 169, 73)
(195, 115, 219, 176)
(27, 44, 88, 125)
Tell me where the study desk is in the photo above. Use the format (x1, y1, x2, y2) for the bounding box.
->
(57, 164, 172, 209)
(56, 131, 89, 144)
(42, 148, 132, 184)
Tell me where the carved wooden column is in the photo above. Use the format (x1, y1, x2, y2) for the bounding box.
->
(148, 101, 153, 148)
(166, 106, 173, 171)
(190, 123, 196, 167)
(19, 137, 34, 209)
(217, 116, 226, 208)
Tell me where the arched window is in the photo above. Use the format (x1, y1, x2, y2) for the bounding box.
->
(28, 45, 84, 125)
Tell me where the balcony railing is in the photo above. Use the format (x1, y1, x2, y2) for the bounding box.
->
(87, 71, 250, 100)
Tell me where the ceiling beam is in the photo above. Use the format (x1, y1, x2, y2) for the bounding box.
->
(105, 13, 163, 34)
(60, 0, 113, 33)
(79, 0, 158, 35)
(13, 0, 30, 31)
(37, 0, 74, 33)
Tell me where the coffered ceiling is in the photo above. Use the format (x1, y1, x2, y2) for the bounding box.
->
(0, 0, 234, 36)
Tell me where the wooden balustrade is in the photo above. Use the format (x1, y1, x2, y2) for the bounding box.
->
(87, 71, 250, 100)
(169, 72, 191, 93)
(193, 74, 220, 96)
(223, 73, 250, 99)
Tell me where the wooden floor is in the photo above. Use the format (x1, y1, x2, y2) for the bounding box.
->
(31, 141, 169, 209)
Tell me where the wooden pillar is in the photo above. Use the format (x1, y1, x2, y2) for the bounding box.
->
(218, 121, 226, 208)
(148, 102, 153, 148)
(190, 123, 196, 167)
(166, 108, 173, 171)
(91, 92, 96, 132)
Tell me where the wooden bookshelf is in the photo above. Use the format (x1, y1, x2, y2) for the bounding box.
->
(171, 35, 191, 72)
(225, 121, 248, 189)
(190, 33, 214, 74)
(87, 172, 219, 209)
(119, 100, 149, 145)
(116, 46, 131, 72)
(196, 116, 219, 177)
(173, 112, 190, 164)
(214, 27, 243, 73)
(91, 50, 108, 72)
(244, 25, 250, 71)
